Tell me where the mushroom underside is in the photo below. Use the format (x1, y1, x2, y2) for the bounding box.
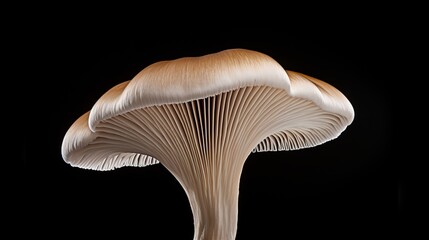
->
(66, 85, 349, 240)
(68, 85, 348, 173)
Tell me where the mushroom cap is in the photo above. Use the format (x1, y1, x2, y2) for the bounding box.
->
(87, 49, 293, 131)
(61, 48, 354, 170)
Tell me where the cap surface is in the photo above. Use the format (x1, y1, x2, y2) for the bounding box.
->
(62, 48, 354, 170)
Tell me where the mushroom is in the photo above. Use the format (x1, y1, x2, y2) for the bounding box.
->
(61, 48, 354, 240)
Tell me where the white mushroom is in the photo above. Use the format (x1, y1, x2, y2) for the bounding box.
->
(62, 48, 354, 240)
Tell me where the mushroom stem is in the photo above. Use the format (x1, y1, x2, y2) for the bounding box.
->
(183, 160, 243, 240)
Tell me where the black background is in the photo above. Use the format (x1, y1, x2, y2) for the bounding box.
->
(26, 16, 408, 239)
